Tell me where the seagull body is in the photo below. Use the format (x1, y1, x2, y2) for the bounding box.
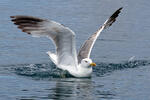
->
(11, 7, 122, 77)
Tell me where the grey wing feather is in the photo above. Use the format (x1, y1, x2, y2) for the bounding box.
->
(11, 16, 78, 67)
(78, 7, 123, 63)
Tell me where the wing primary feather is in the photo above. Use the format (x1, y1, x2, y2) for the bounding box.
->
(104, 7, 123, 29)
(10, 15, 78, 69)
(10, 16, 45, 22)
(77, 7, 123, 63)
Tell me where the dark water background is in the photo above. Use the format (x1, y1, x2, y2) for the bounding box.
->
(0, 0, 150, 100)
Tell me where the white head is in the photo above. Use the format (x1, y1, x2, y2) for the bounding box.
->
(80, 58, 96, 68)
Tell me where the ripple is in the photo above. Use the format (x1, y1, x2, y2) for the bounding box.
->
(94, 60, 150, 77)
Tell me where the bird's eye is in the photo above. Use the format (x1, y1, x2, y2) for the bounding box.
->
(85, 61, 88, 63)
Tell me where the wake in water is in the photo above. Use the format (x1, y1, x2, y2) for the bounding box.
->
(11, 59, 150, 78)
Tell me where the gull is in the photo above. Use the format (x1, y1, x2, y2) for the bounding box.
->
(10, 7, 122, 77)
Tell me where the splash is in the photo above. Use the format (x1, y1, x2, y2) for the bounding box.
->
(128, 56, 136, 62)
(11, 59, 150, 78)
(13, 63, 73, 78)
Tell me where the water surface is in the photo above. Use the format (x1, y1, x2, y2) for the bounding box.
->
(0, 0, 150, 100)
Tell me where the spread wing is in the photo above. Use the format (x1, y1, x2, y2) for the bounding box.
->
(78, 7, 123, 63)
(10, 16, 78, 67)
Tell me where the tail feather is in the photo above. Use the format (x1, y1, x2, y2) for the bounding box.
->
(46, 51, 57, 65)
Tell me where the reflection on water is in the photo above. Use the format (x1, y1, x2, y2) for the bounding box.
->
(18, 78, 116, 100)
(48, 79, 93, 100)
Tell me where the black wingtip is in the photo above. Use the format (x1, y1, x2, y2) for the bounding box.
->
(110, 7, 123, 19)
(10, 15, 45, 23)
(119, 7, 123, 10)
(104, 7, 123, 29)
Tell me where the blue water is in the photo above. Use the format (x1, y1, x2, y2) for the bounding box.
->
(1, 0, 150, 100)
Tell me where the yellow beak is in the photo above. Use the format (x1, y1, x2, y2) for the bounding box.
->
(90, 62, 96, 66)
